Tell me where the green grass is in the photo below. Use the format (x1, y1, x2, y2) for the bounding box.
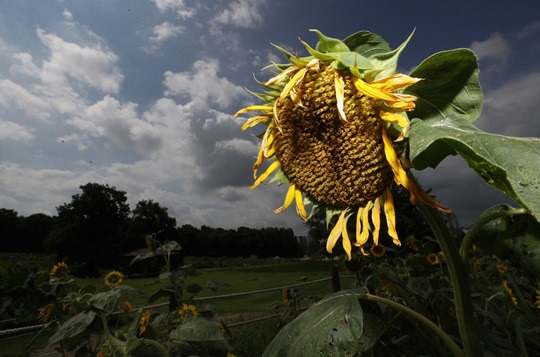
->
(76, 260, 345, 313)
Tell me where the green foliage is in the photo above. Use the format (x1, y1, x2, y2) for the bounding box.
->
(405, 49, 483, 124)
(264, 291, 366, 356)
(475, 206, 540, 278)
(409, 116, 540, 221)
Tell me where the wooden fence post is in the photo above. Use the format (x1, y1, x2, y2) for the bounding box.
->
(330, 266, 341, 293)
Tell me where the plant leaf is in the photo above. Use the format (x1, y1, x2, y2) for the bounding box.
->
(263, 291, 364, 356)
(409, 116, 540, 221)
(475, 207, 540, 278)
(405, 49, 483, 123)
(49, 311, 96, 345)
(343, 31, 391, 57)
(311, 29, 350, 53)
(364, 30, 414, 81)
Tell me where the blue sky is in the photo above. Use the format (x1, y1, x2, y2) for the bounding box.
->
(1, 0, 539, 235)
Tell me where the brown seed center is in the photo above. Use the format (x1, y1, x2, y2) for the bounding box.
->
(272, 65, 392, 208)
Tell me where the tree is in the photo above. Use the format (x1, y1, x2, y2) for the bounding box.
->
(46, 183, 130, 276)
(124, 199, 180, 251)
(0, 209, 22, 252)
(18, 213, 54, 253)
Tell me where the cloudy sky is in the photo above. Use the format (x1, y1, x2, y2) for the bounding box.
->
(1, 0, 539, 235)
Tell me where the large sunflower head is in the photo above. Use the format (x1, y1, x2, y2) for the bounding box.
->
(235, 30, 451, 259)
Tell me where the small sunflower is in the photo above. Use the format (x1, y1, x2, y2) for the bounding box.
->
(235, 30, 450, 259)
(535, 289, 540, 309)
(496, 264, 507, 274)
(104, 271, 123, 287)
(370, 244, 386, 257)
(178, 303, 199, 320)
(138, 310, 151, 335)
(123, 300, 133, 313)
(38, 304, 53, 323)
(50, 262, 69, 282)
(427, 253, 440, 265)
(282, 288, 290, 304)
(502, 279, 518, 306)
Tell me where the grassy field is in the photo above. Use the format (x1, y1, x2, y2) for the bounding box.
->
(0, 256, 349, 356)
(78, 259, 347, 313)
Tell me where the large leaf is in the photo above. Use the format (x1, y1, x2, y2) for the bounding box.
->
(409, 116, 540, 221)
(343, 31, 391, 58)
(263, 291, 364, 357)
(169, 318, 229, 349)
(475, 206, 540, 278)
(49, 311, 96, 345)
(405, 49, 483, 123)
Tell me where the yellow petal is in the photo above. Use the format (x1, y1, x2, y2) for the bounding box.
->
(335, 73, 347, 121)
(353, 77, 395, 101)
(383, 188, 401, 246)
(262, 131, 274, 157)
(274, 184, 295, 214)
(370, 74, 422, 92)
(382, 128, 452, 213)
(371, 197, 381, 246)
(264, 66, 299, 86)
(354, 201, 372, 247)
(341, 210, 352, 260)
(295, 188, 307, 221)
(241, 114, 272, 131)
(306, 58, 320, 72)
(327, 210, 346, 254)
(280, 68, 307, 102)
(379, 110, 409, 141)
(253, 147, 265, 179)
(355, 206, 362, 244)
(249, 161, 280, 189)
(234, 105, 273, 117)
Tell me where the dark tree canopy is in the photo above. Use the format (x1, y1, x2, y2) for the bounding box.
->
(123, 199, 180, 251)
(46, 183, 130, 275)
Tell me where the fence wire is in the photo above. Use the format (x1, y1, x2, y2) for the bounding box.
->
(0, 274, 355, 338)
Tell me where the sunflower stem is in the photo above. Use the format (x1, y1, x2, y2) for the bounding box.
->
(356, 294, 464, 357)
(459, 207, 528, 268)
(417, 202, 483, 357)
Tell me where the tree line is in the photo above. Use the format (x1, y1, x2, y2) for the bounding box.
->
(1, 183, 302, 275)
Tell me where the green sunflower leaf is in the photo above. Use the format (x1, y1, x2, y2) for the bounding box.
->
(409, 116, 540, 222)
(343, 31, 391, 57)
(475, 207, 540, 278)
(311, 29, 350, 53)
(364, 29, 414, 81)
(263, 291, 365, 357)
(405, 49, 483, 123)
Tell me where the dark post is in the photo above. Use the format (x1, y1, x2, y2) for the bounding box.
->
(330, 266, 341, 293)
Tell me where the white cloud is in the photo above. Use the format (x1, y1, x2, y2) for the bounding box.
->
(67, 95, 163, 155)
(153, 0, 197, 18)
(0, 79, 52, 120)
(212, 0, 265, 29)
(36, 29, 124, 93)
(470, 32, 511, 72)
(477, 72, 540, 137)
(163, 58, 246, 108)
(0, 119, 35, 142)
(151, 22, 185, 44)
(214, 138, 258, 155)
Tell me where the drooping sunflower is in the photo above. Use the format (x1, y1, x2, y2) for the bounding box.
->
(138, 310, 151, 335)
(104, 270, 123, 287)
(178, 303, 199, 320)
(50, 261, 69, 282)
(235, 30, 450, 259)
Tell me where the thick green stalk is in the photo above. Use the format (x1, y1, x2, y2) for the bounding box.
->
(142, 338, 169, 356)
(459, 207, 527, 267)
(417, 202, 483, 357)
(357, 294, 464, 357)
